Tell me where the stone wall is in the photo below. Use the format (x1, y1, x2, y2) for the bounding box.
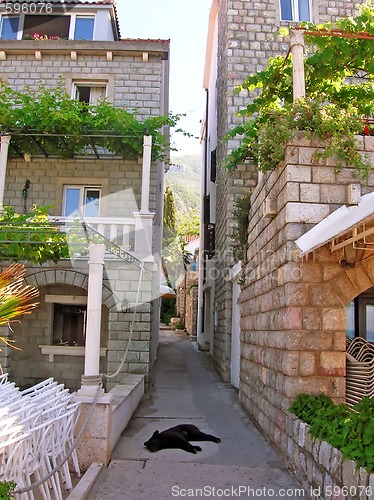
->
(0, 40, 166, 119)
(240, 135, 374, 457)
(0, 258, 155, 392)
(287, 413, 374, 500)
(3, 157, 157, 217)
(176, 270, 198, 336)
(213, 0, 367, 386)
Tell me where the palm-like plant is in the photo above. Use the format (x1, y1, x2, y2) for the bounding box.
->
(0, 263, 39, 349)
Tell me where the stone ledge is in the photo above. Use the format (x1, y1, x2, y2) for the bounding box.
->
(286, 412, 373, 499)
(110, 374, 145, 451)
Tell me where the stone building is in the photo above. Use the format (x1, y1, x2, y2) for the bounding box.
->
(199, 0, 373, 467)
(0, 0, 170, 462)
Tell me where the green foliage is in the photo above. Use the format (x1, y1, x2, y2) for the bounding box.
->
(289, 394, 374, 472)
(163, 186, 177, 231)
(252, 98, 371, 179)
(0, 206, 70, 264)
(0, 481, 16, 500)
(160, 298, 177, 325)
(175, 320, 185, 330)
(226, 2, 374, 180)
(230, 192, 251, 261)
(167, 156, 201, 222)
(0, 82, 181, 161)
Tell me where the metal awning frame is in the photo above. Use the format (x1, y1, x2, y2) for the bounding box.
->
(331, 223, 374, 253)
(2, 129, 143, 160)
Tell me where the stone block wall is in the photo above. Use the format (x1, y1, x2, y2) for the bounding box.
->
(176, 270, 198, 336)
(287, 413, 374, 500)
(0, 258, 155, 392)
(240, 135, 374, 458)
(0, 40, 167, 119)
(3, 157, 157, 218)
(212, 0, 365, 382)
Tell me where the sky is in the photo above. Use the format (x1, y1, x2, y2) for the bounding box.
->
(116, 0, 212, 156)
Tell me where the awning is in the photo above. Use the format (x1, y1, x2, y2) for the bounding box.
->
(295, 191, 374, 257)
(160, 284, 176, 299)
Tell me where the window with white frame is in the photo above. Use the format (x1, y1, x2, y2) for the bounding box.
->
(73, 16, 94, 40)
(72, 81, 107, 105)
(0, 16, 19, 39)
(280, 0, 311, 22)
(63, 185, 101, 217)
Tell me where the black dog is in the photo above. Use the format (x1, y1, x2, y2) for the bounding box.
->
(144, 424, 221, 454)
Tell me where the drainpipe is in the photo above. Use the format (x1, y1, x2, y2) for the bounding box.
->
(290, 30, 306, 101)
(0, 134, 11, 208)
(197, 89, 209, 345)
(78, 243, 106, 397)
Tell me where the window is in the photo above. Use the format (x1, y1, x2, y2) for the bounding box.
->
(346, 287, 374, 342)
(23, 15, 70, 39)
(63, 186, 101, 217)
(0, 16, 19, 39)
(280, 0, 311, 22)
(73, 82, 107, 105)
(74, 16, 94, 40)
(53, 304, 86, 346)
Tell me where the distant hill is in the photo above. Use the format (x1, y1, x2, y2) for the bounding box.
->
(166, 155, 201, 215)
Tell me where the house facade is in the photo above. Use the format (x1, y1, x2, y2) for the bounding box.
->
(199, 0, 374, 466)
(0, 0, 170, 396)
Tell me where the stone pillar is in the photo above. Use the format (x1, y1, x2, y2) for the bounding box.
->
(78, 243, 106, 397)
(0, 134, 11, 208)
(290, 30, 306, 101)
(140, 135, 152, 213)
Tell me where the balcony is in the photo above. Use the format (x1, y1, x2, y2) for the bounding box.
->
(52, 214, 154, 263)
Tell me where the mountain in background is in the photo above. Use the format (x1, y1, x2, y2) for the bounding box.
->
(166, 155, 201, 215)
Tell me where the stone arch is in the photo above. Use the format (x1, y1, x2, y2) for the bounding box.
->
(24, 268, 115, 309)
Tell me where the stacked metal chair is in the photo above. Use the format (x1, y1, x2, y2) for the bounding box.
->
(346, 337, 374, 408)
(0, 375, 81, 499)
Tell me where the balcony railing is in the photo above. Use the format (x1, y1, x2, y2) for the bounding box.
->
(54, 216, 136, 252)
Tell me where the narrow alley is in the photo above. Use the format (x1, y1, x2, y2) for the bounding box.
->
(87, 329, 307, 499)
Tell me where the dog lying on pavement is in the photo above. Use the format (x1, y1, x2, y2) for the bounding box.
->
(144, 424, 221, 454)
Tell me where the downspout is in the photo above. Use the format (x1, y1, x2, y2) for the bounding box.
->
(197, 89, 209, 344)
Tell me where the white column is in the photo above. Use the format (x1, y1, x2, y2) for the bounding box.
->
(140, 135, 152, 213)
(0, 135, 11, 208)
(78, 243, 106, 397)
(290, 30, 306, 101)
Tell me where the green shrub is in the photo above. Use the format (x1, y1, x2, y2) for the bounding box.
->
(289, 394, 374, 472)
(0, 481, 16, 500)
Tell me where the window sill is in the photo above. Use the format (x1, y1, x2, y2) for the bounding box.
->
(39, 345, 107, 362)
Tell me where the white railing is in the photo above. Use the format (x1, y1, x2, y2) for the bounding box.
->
(52, 216, 136, 252)
(51, 214, 155, 261)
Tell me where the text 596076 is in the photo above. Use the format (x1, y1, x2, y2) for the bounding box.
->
(5, 3, 53, 14)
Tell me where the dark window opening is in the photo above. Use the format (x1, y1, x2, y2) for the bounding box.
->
(210, 149, 217, 183)
(53, 304, 87, 346)
(23, 15, 70, 39)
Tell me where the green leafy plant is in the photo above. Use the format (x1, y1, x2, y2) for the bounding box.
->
(0, 481, 16, 500)
(0, 205, 70, 264)
(229, 192, 251, 262)
(175, 320, 185, 330)
(290, 394, 374, 472)
(0, 82, 186, 161)
(226, 2, 374, 180)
